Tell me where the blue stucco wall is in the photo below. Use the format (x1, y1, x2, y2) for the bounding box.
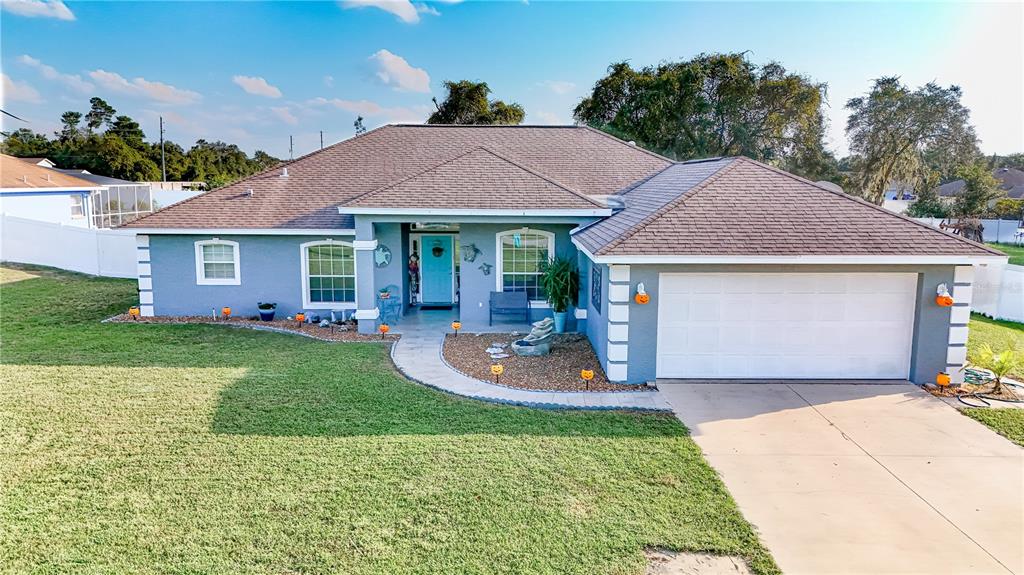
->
(585, 264, 957, 384)
(579, 254, 608, 369)
(148, 234, 356, 318)
(372, 222, 406, 312)
(455, 223, 579, 328)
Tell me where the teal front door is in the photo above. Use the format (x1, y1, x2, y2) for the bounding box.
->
(420, 235, 454, 304)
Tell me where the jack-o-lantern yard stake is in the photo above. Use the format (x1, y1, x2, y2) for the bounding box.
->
(581, 369, 594, 391)
(490, 364, 504, 385)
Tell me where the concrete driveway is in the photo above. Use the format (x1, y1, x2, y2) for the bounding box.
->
(661, 382, 1023, 575)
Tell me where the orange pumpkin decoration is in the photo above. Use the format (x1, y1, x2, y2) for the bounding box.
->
(128, 306, 141, 318)
(221, 306, 232, 318)
(936, 372, 951, 387)
(490, 363, 504, 384)
(295, 312, 306, 323)
(935, 295, 954, 307)
(379, 323, 390, 339)
(634, 292, 650, 305)
(580, 369, 594, 381)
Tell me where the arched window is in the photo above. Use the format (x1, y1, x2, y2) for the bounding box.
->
(300, 240, 356, 308)
(194, 239, 240, 285)
(495, 228, 554, 304)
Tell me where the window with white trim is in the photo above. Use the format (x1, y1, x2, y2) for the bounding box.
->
(301, 241, 356, 308)
(70, 195, 84, 219)
(496, 229, 553, 303)
(194, 239, 240, 285)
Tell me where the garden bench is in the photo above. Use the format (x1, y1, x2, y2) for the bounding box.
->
(489, 291, 530, 326)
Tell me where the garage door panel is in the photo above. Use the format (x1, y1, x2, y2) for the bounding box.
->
(657, 273, 916, 380)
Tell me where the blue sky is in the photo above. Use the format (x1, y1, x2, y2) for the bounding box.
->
(2, 1, 1021, 160)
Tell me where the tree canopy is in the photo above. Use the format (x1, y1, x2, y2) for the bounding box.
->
(845, 77, 978, 205)
(428, 80, 525, 125)
(573, 53, 839, 182)
(1, 98, 280, 188)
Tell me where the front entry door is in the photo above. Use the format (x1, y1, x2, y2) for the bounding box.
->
(420, 235, 454, 304)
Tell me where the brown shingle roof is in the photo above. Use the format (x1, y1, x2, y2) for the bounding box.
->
(124, 125, 669, 229)
(575, 157, 1002, 257)
(1, 154, 100, 189)
(342, 147, 605, 211)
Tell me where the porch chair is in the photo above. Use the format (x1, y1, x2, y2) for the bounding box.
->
(377, 284, 402, 325)
(489, 290, 530, 326)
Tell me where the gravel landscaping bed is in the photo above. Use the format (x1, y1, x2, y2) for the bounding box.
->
(442, 332, 641, 392)
(106, 314, 399, 342)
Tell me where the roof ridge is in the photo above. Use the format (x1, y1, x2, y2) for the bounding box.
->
(342, 145, 605, 209)
(735, 156, 1006, 257)
(578, 125, 676, 164)
(596, 158, 741, 255)
(471, 146, 606, 208)
(125, 124, 398, 228)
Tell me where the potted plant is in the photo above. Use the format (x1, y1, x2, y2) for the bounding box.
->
(539, 257, 579, 333)
(965, 342, 1023, 395)
(257, 302, 277, 322)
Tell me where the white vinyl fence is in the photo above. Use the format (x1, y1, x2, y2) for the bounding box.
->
(973, 262, 1024, 323)
(0, 214, 137, 278)
(914, 218, 1024, 244)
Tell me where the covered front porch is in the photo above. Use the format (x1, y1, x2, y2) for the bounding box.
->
(353, 216, 591, 335)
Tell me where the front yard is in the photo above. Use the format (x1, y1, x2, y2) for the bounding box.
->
(968, 313, 1024, 380)
(0, 265, 777, 575)
(987, 242, 1024, 266)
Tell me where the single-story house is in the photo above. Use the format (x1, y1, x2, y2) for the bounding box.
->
(937, 167, 1024, 202)
(1, 154, 104, 227)
(123, 125, 1005, 385)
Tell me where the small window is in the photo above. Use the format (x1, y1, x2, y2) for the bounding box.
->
(496, 229, 554, 303)
(70, 195, 84, 218)
(301, 241, 356, 308)
(194, 239, 240, 285)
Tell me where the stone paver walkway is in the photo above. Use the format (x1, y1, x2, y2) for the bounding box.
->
(390, 328, 669, 411)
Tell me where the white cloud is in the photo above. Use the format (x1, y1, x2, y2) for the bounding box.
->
(340, 0, 420, 24)
(537, 80, 576, 95)
(88, 70, 201, 105)
(307, 96, 427, 123)
(1, 74, 42, 104)
(415, 3, 440, 16)
(368, 49, 431, 93)
(1, 0, 74, 20)
(271, 106, 299, 125)
(18, 54, 93, 93)
(530, 111, 563, 125)
(232, 75, 282, 99)
(323, 75, 335, 88)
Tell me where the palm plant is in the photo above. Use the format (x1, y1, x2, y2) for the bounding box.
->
(966, 342, 1023, 395)
(539, 257, 579, 313)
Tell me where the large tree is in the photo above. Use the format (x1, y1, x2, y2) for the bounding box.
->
(573, 53, 837, 179)
(84, 97, 117, 132)
(428, 80, 525, 125)
(0, 128, 50, 156)
(845, 77, 978, 205)
(57, 111, 83, 142)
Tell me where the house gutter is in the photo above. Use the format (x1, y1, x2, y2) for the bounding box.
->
(571, 237, 1009, 266)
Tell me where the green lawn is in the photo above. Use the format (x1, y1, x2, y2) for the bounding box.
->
(0, 265, 777, 575)
(987, 242, 1024, 266)
(969, 313, 1024, 380)
(963, 409, 1024, 447)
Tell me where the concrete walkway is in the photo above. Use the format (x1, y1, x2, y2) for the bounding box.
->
(662, 382, 1024, 575)
(390, 326, 669, 411)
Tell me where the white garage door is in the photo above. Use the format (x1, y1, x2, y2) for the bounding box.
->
(656, 273, 917, 379)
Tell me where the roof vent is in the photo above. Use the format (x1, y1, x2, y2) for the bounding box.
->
(22, 175, 29, 184)
(627, 141, 636, 146)
(281, 167, 289, 177)
(605, 195, 627, 212)
(246, 188, 254, 197)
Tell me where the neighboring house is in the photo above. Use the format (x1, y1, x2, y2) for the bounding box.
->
(20, 157, 57, 168)
(49, 169, 156, 228)
(0, 154, 104, 227)
(142, 180, 208, 207)
(937, 167, 1024, 204)
(123, 125, 1004, 385)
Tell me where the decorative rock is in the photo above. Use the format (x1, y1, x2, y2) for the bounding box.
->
(490, 342, 508, 349)
(485, 347, 504, 354)
(319, 319, 330, 327)
(490, 353, 510, 359)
